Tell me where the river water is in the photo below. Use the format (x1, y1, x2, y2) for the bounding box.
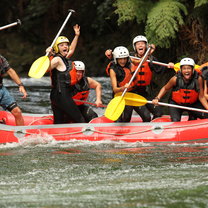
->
(0, 77, 208, 208)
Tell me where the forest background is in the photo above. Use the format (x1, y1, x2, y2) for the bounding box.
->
(0, 0, 208, 87)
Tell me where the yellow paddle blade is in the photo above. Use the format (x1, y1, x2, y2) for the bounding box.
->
(104, 96, 125, 121)
(28, 56, 50, 78)
(173, 63, 180, 72)
(195, 64, 200, 71)
(115, 92, 147, 106)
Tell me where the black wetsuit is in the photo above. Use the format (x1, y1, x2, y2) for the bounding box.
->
(50, 56, 85, 124)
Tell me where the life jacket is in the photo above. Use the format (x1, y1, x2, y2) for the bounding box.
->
(105, 61, 134, 91)
(72, 77, 90, 105)
(132, 61, 152, 86)
(130, 56, 141, 66)
(105, 61, 113, 76)
(172, 71, 199, 105)
(199, 62, 208, 81)
(50, 55, 77, 91)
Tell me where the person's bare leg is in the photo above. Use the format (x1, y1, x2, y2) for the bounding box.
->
(11, 107, 24, 126)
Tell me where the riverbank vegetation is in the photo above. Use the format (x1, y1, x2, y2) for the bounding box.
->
(0, 0, 208, 79)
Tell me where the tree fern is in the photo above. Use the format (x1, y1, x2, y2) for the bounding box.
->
(114, 0, 153, 25)
(194, 0, 208, 8)
(145, 0, 187, 48)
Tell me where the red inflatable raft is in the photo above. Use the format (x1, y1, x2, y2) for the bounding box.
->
(0, 111, 208, 144)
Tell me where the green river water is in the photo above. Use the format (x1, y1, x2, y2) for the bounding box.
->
(0, 141, 207, 208)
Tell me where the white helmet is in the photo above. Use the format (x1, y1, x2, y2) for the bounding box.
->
(74, 61, 85, 71)
(112, 46, 129, 64)
(132, 35, 148, 51)
(180, 58, 195, 69)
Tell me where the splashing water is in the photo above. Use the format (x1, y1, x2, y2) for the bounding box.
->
(18, 132, 55, 146)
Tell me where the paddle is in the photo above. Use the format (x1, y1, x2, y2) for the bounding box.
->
(28, 9, 75, 79)
(114, 92, 145, 106)
(117, 92, 208, 114)
(0, 19, 21, 31)
(104, 46, 152, 121)
(129, 56, 200, 72)
(73, 99, 107, 108)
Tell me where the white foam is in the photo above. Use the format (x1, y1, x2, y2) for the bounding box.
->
(18, 132, 55, 146)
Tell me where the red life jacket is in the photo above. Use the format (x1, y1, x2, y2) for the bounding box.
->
(132, 61, 152, 86)
(172, 71, 199, 105)
(50, 55, 77, 90)
(72, 77, 90, 105)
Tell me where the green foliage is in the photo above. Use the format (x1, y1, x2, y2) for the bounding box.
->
(1, 0, 208, 76)
(23, 0, 53, 29)
(194, 0, 208, 8)
(114, 0, 188, 48)
(114, 0, 153, 25)
(91, 0, 114, 34)
(26, 0, 50, 17)
(145, 0, 187, 48)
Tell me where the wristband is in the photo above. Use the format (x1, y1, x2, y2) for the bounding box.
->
(18, 83, 24, 87)
(154, 97, 160, 101)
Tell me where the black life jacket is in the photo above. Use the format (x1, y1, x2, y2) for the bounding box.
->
(50, 55, 77, 91)
(72, 77, 90, 105)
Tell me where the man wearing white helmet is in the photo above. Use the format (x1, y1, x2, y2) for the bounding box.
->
(152, 58, 208, 121)
(70, 61, 103, 122)
(46, 24, 86, 124)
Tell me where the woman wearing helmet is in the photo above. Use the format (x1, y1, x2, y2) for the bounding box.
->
(152, 58, 208, 121)
(46, 24, 86, 124)
(131, 35, 165, 120)
(70, 61, 103, 122)
(106, 46, 152, 122)
(106, 46, 133, 94)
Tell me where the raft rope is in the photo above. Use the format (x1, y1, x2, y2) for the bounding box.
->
(28, 116, 53, 126)
(3, 120, 208, 137)
(89, 120, 208, 136)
